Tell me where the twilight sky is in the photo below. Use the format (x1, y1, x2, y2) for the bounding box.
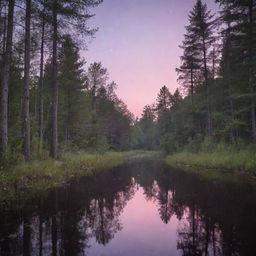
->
(84, 0, 218, 117)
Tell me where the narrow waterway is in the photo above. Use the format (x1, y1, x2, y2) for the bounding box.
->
(0, 159, 256, 256)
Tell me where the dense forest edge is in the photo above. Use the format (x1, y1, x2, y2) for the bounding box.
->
(0, 0, 256, 188)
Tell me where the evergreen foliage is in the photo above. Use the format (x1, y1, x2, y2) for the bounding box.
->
(1, 0, 256, 165)
(133, 0, 256, 153)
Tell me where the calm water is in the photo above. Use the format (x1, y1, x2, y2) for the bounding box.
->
(0, 159, 256, 256)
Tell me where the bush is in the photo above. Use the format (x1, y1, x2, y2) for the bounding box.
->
(0, 149, 24, 170)
(184, 135, 204, 153)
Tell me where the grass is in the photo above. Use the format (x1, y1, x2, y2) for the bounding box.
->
(165, 147, 256, 173)
(0, 150, 154, 203)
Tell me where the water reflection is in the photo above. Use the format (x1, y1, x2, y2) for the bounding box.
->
(0, 159, 256, 256)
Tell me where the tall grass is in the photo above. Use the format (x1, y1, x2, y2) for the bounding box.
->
(0, 151, 153, 202)
(166, 143, 256, 173)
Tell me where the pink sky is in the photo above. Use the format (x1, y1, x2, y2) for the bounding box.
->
(83, 0, 218, 117)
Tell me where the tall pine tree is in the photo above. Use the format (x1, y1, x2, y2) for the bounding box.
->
(185, 0, 216, 136)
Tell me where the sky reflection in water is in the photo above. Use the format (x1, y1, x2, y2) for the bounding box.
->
(87, 187, 179, 256)
(0, 159, 256, 256)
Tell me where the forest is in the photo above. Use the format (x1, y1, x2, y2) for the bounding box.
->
(0, 0, 135, 166)
(0, 0, 256, 169)
(134, 0, 256, 154)
(0, 1, 256, 255)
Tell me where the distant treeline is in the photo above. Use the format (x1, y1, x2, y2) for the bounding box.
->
(133, 0, 256, 152)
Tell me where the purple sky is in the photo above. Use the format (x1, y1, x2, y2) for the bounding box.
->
(83, 0, 219, 117)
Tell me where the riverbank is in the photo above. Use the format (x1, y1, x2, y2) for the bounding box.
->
(0, 151, 154, 203)
(165, 149, 256, 174)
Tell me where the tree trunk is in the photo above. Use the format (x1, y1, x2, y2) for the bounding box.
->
(38, 3, 45, 155)
(50, 0, 58, 159)
(202, 35, 212, 136)
(0, 0, 3, 42)
(250, 77, 256, 143)
(0, 3, 7, 55)
(0, 0, 15, 155)
(248, 0, 256, 143)
(190, 68, 194, 110)
(67, 86, 71, 144)
(22, 0, 31, 162)
(227, 59, 236, 143)
(225, 12, 236, 143)
(190, 68, 196, 137)
(1, 15, 7, 55)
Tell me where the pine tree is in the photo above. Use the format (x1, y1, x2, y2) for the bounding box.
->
(156, 86, 171, 113)
(218, 3, 238, 142)
(216, 0, 256, 142)
(50, 0, 58, 159)
(43, 0, 102, 159)
(37, 0, 47, 154)
(138, 105, 157, 150)
(86, 62, 108, 109)
(186, 0, 216, 136)
(177, 25, 201, 110)
(58, 35, 86, 147)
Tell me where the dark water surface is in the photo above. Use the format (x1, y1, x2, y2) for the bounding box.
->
(1, 159, 256, 256)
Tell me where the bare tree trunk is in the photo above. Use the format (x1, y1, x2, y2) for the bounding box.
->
(248, 0, 256, 143)
(0, 0, 3, 42)
(1, 15, 7, 56)
(190, 68, 196, 137)
(50, 0, 58, 159)
(66, 86, 71, 144)
(227, 59, 236, 143)
(22, 0, 31, 162)
(190, 68, 194, 110)
(0, 2, 7, 55)
(38, 3, 45, 155)
(250, 76, 256, 143)
(0, 0, 15, 155)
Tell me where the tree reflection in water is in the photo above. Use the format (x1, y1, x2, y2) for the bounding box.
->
(0, 159, 256, 256)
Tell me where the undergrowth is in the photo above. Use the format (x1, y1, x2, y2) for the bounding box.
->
(0, 151, 153, 203)
(166, 143, 256, 173)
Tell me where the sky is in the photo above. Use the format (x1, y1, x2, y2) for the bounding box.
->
(83, 0, 219, 117)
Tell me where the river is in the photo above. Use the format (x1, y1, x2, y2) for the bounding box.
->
(0, 159, 255, 255)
